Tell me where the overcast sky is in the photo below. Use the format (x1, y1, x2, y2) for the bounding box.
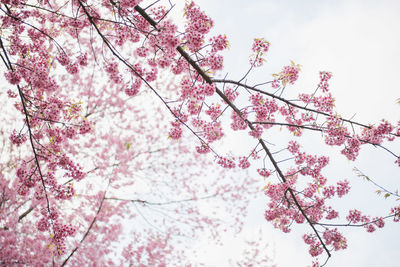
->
(169, 0, 400, 266)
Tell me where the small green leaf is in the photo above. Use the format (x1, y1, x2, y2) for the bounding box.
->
(125, 142, 131, 150)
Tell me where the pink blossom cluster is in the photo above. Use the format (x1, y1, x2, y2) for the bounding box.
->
(149, 6, 167, 21)
(322, 117, 397, 162)
(37, 208, 76, 255)
(105, 61, 122, 84)
(238, 157, 250, 169)
(336, 180, 350, 197)
(257, 168, 271, 178)
(187, 100, 201, 115)
(7, 89, 18, 98)
(361, 120, 394, 145)
(77, 53, 88, 66)
(4, 70, 21, 84)
(202, 121, 224, 143)
(391, 206, 400, 222)
(180, 78, 214, 100)
(205, 53, 224, 71)
(223, 87, 239, 102)
(125, 78, 141, 97)
(56, 52, 82, 75)
(183, 1, 214, 52)
(263, 141, 359, 257)
(287, 141, 330, 178)
(280, 65, 300, 85)
(304, 228, 347, 259)
(249, 125, 263, 139)
(231, 110, 248, 131)
(120, 0, 141, 9)
(217, 156, 236, 168)
(318, 71, 332, 92)
(249, 38, 270, 67)
(9, 130, 27, 146)
(113, 23, 139, 46)
(210, 34, 229, 53)
(250, 93, 279, 128)
(324, 116, 349, 146)
(346, 210, 385, 232)
(304, 229, 346, 258)
(251, 38, 270, 54)
(169, 120, 183, 140)
(196, 142, 210, 154)
(0, 22, 97, 258)
(272, 62, 301, 87)
(322, 228, 347, 250)
(285, 116, 304, 136)
(16, 164, 40, 193)
(298, 92, 335, 113)
(58, 155, 85, 181)
(155, 20, 180, 55)
(171, 59, 186, 75)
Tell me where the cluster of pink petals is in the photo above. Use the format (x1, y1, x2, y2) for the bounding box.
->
(318, 71, 333, 92)
(9, 130, 27, 146)
(249, 38, 270, 67)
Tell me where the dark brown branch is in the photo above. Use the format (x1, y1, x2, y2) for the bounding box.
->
(0, 6, 66, 53)
(18, 206, 34, 222)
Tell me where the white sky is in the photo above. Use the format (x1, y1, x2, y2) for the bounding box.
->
(171, 0, 400, 266)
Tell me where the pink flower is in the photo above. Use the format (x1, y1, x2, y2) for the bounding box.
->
(169, 125, 182, 140)
(274, 61, 301, 86)
(325, 209, 339, 220)
(318, 71, 333, 92)
(205, 104, 221, 121)
(217, 156, 235, 169)
(336, 180, 350, 197)
(10, 130, 27, 146)
(196, 142, 210, 154)
(231, 110, 248, 131)
(257, 168, 271, 178)
(56, 53, 70, 66)
(287, 141, 300, 154)
(210, 34, 229, 52)
(5, 71, 21, 85)
(238, 157, 250, 169)
(309, 243, 323, 257)
(249, 125, 263, 139)
(391, 206, 400, 222)
(346, 209, 362, 223)
(373, 217, 385, 228)
(251, 38, 270, 54)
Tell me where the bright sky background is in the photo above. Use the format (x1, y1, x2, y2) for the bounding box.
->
(168, 0, 400, 266)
